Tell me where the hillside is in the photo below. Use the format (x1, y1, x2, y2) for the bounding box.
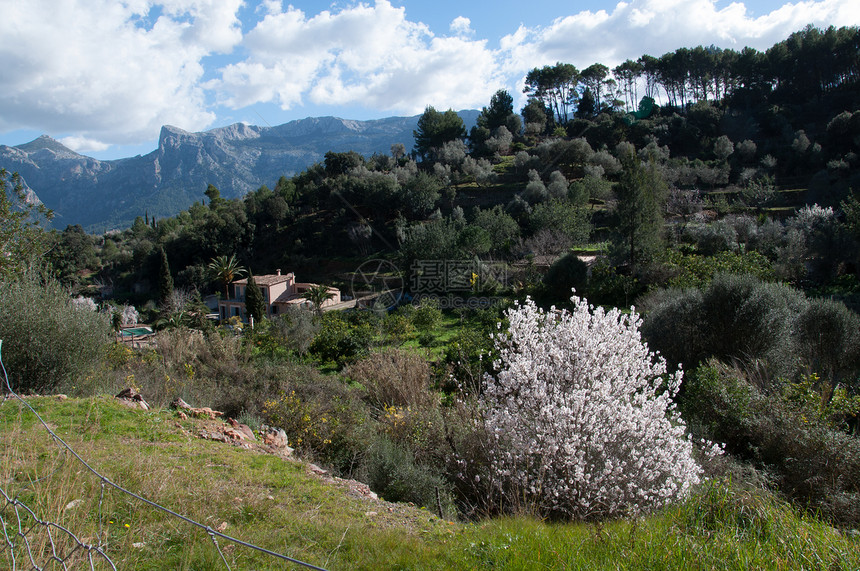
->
(0, 111, 479, 232)
(1, 395, 858, 570)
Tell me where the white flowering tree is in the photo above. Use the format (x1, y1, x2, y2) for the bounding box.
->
(481, 295, 701, 519)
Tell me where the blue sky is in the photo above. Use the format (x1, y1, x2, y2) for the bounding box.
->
(1, 0, 858, 160)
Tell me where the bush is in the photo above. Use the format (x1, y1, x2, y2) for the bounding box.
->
(586, 258, 640, 307)
(0, 270, 110, 393)
(269, 306, 320, 356)
(478, 295, 701, 520)
(643, 274, 808, 379)
(345, 348, 436, 411)
(683, 361, 860, 525)
(310, 312, 373, 368)
(263, 374, 372, 475)
(541, 252, 588, 304)
(795, 298, 860, 390)
(362, 435, 449, 509)
(410, 299, 443, 331)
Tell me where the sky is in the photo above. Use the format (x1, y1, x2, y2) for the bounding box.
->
(1, 0, 858, 160)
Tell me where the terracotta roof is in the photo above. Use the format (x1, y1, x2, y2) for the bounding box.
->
(234, 273, 294, 287)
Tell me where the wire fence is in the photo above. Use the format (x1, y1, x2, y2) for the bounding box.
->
(0, 340, 328, 571)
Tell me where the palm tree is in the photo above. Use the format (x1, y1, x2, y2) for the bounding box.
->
(302, 284, 335, 314)
(207, 254, 246, 300)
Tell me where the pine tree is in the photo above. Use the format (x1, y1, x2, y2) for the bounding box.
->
(244, 271, 266, 323)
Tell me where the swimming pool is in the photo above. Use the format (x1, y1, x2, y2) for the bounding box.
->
(120, 326, 154, 336)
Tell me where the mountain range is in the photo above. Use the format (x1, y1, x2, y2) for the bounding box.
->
(1, 111, 479, 232)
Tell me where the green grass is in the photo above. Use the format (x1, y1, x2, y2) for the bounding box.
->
(2, 396, 858, 570)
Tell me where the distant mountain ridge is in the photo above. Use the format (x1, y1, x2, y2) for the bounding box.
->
(0, 111, 479, 231)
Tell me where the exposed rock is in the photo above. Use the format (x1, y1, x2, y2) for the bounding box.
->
(115, 388, 149, 410)
(261, 425, 291, 451)
(64, 499, 83, 511)
(309, 464, 328, 476)
(171, 398, 222, 419)
(198, 430, 228, 442)
(226, 418, 255, 441)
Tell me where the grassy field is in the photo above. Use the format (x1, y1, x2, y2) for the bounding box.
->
(2, 396, 857, 570)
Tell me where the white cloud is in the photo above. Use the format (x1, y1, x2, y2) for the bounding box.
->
(2, 0, 859, 152)
(58, 136, 111, 153)
(500, 0, 860, 72)
(211, 0, 503, 114)
(0, 0, 242, 145)
(450, 16, 473, 37)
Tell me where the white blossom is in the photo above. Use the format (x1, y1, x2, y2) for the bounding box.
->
(480, 294, 701, 519)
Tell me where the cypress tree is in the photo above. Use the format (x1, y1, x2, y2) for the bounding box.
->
(158, 246, 174, 309)
(245, 271, 266, 323)
(612, 148, 666, 270)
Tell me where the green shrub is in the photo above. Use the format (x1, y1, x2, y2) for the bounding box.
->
(663, 249, 775, 289)
(683, 360, 860, 525)
(440, 326, 495, 395)
(362, 435, 450, 509)
(643, 274, 808, 379)
(541, 252, 588, 304)
(263, 374, 372, 475)
(795, 298, 860, 390)
(309, 312, 373, 368)
(410, 299, 443, 331)
(269, 306, 320, 356)
(586, 258, 640, 307)
(0, 270, 109, 393)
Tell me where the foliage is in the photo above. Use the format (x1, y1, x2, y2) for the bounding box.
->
(410, 298, 443, 332)
(302, 283, 335, 314)
(663, 249, 775, 289)
(309, 312, 373, 368)
(529, 199, 591, 244)
(612, 150, 667, 269)
(643, 273, 860, 385)
(683, 361, 860, 525)
(524, 63, 580, 124)
(479, 295, 700, 520)
(207, 254, 245, 300)
(45, 225, 99, 285)
(362, 435, 449, 508)
(586, 258, 640, 307)
(157, 246, 174, 309)
(262, 378, 371, 474)
(244, 272, 266, 323)
(541, 252, 588, 304)
(413, 107, 466, 161)
(345, 348, 436, 412)
(0, 168, 52, 278)
(268, 306, 320, 356)
(0, 269, 110, 393)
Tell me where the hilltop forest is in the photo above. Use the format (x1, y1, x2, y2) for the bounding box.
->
(2, 24, 860, 534)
